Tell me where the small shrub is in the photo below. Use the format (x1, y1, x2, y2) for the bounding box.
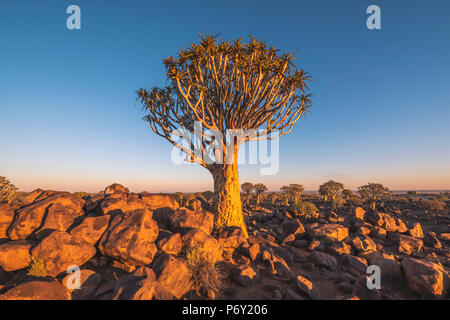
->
(27, 256, 49, 277)
(0, 176, 17, 204)
(185, 246, 223, 294)
(295, 201, 318, 218)
(73, 191, 90, 199)
(419, 199, 446, 212)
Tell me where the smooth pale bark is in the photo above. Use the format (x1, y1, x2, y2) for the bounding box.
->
(208, 163, 248, 238)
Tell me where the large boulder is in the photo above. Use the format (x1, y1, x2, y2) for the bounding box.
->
(352, 275, 381, 300)
(214, 226, 246, 251)
(365, 210, 384, 227)
(141, 194, 179, 228)
(395, 218, 408, 233)
(382, 214, 398, 233)
(310, 251, 339, 272)
(169, 208, 214, 235)
(112, 267, 156, 300)
(351, 235, 377, 253)
(424, 232, 442, 249)
(104, 183, 129, 195)
(308, 223, 348, 242)
(440, 233, 450, 241)
(84, 194, 105, 213)
(401, 257, 449, 298)
(361, 251, 404, 286)
(98, 209, 158, 267)
(31, 231, 97, 277)
(282, 219, 305, 238)
(372, 254, 403, 285)
(0, 280, 69, 300)
(61, 269, 102, 300)
(182, 229, 222, 263)
(69, 215, 110, 245)
(340, 254, 368, 277)
(21, 189, 56, 206)
(398, 235, 423, 255)
(98, 194, 147, 215)
(0, 240, 32, 271)
(409, 222, 424, 239)
(0, 205, 15, 238)
(7, 192, 84, 240)
(151, 253, 191, 299)
(351, 207, 366, 221)
(231, 265, 259, 287)
(34, 203, 85, 239)
(295, 274, 322, 300)
(139, 194, 179, 210)
(156, 231, 182, 256)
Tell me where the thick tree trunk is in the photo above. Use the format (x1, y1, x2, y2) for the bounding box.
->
(208, 163, 248, 238)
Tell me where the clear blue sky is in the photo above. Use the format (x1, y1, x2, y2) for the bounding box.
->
(1, 0, 449, 193)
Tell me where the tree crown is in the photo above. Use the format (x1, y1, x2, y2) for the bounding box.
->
(136, 34, 312, 167)
(318, 180, 344, 197)
(357, 183, 390, 200)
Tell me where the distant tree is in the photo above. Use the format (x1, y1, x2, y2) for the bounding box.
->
(419, 199, 446, 212)
(318, 180, 344, 206)
(342, 189, 354, 201)
(357, 183, 390, 210)
(269, 192, 279, 205)
(241, 182, 254, 205)
(0, 176, 17, 204)
(280, 185, 290, 205)
(253, 183, 268, 207)
(201, 191, 215, 203)
(407, 191, 418, 195)
(73, 191, 90, 199)
(174, 192, 184, 206)
(296, 201, 318, 218)
(288, 184, 304, 206)
(136, 34, 312, 237)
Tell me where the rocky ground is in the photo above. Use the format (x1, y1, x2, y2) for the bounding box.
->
(0, 184, 449, 300)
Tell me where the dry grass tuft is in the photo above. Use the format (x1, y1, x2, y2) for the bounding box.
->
(27, 256, 49, 277)
(186, 246, 223, 294)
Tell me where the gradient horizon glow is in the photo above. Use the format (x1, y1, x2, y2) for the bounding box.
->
(1, 0, 449, 193)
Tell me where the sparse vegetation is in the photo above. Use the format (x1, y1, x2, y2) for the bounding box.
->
(295, 201, 318, 218)
(241, 182, 254, 205)
(0, 176, 17, 204)
(253, 183, 268, 207)
(318, 180, 344, 204)
(27, 256, 49, 277)
(186, 246, 223, 294)
(419, 199, 446, 212)
(358, 182, 391, 210)
(73, 191, 90, 199)
(280, 186, 290, 205)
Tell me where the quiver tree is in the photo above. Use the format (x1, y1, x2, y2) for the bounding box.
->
(253, 183, 268, 207)
(342, 189, 354, 201)
(136, 34, 312, 237)
(280, 185, 290, 205)
(357, 183, 390, 210)
(241, 182, 254, 205)
(288, 184, 304, 206)
(269, 192, 279, 205)
(318, 180, 344, 206)
(0, 176, 17, 204)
